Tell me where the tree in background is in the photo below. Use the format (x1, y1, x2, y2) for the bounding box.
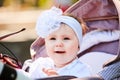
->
(0, 0, 54, 10)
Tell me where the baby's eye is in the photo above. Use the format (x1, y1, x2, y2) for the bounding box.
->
(50, 37, 56, 40)
(64, 37, 70, 40)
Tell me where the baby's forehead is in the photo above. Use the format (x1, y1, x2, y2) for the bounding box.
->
(47, 24, 77, 37)
(58, 23, 75, 32)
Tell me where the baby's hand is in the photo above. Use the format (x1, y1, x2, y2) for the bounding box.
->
(42, 68, 58, 76)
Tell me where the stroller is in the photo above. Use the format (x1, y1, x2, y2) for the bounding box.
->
(28, 0, 120, 79)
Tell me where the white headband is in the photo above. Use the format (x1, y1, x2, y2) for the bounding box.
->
(58, 16, 82, 44)
(36, 7, 82, 53)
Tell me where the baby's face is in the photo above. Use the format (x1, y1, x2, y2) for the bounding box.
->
(45, 24, 79, 68)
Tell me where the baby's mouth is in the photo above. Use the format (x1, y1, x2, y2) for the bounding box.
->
(55, 51, 66, 54)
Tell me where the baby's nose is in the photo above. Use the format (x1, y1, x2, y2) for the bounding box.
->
(55, 41, 63, 47)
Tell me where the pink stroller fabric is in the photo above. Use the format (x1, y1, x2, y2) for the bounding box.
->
(64, 0, 120, 57)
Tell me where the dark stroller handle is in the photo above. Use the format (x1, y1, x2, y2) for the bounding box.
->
(37, 76, 77, 80)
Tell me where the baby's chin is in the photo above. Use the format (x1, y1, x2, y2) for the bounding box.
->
(54, 58, 75, 67)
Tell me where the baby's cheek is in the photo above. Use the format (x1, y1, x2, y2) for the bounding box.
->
(69, 45, 79, 53)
